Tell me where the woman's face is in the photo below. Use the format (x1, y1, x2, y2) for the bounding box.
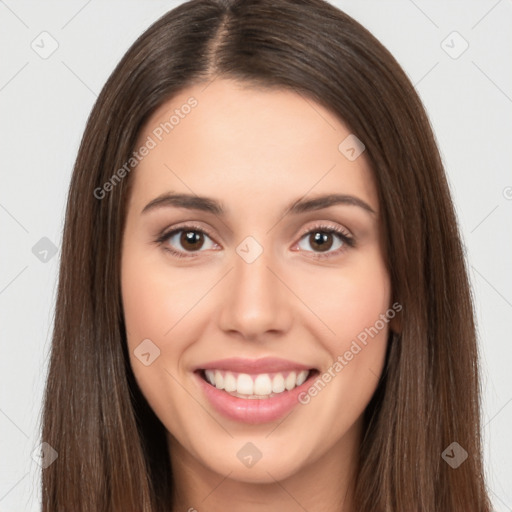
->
(121, 79, 395, 485)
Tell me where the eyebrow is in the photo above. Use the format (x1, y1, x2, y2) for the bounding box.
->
(141, 192, 376, 217)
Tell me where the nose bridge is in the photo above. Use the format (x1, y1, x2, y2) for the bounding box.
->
(217, 236, 291, 338)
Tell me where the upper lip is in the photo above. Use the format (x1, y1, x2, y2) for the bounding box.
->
(195, 357, 316, 374)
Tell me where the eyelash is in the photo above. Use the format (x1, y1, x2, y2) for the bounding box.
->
(155, 222, 355, 260)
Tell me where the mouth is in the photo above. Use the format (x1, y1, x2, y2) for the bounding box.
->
(195, 368, 320, 400)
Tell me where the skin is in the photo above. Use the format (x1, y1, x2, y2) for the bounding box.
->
(121, 78, 398, 512)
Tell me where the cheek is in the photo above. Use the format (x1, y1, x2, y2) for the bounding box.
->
(300, 248, 392, 401)
(122, 269, 172, 345)
(315, 252, 391, 408)
(301, 249, 392, 351)
(121, 252, 199, 429)
(120, 248, 190, 394)
(337, 269, 391, 344)
(121, 249, 203, 349)
(295, 268, 391, 445)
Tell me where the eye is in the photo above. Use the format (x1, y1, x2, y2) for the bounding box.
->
(156, 222, 354, 260)
(156, 224, 218, 259)
(295, 223, 354, 258)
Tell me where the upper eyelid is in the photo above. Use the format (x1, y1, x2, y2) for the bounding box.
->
(161, 222, 217, 242)
(297, 222, 352, 239)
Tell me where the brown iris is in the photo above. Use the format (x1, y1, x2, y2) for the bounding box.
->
(309, 231, 334, 252)
(180, 230, 205, 251)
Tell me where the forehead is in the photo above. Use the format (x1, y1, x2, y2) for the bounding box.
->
(129, 79, 377, 214)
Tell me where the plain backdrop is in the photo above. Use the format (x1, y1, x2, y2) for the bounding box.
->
(1, 1, 511, 510)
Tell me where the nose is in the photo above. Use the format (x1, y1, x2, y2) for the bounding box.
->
(217, 243, 293, 341)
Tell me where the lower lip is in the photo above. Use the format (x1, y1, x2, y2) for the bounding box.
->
(194, 370, 317, 424)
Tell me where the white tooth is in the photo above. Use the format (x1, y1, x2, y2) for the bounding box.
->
(253, 374, 272, 395)
(296, 370, 309, 387)
(272, 373, 286, 393)
(224, 372, 237, 392)
(204, 370, 215, 386)
(214, 370, 224, 390)
(237, 373, 254, 395)
(285, 371, 297, 391)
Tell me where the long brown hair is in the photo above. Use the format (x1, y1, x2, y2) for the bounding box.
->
(41, 0, 492, 510)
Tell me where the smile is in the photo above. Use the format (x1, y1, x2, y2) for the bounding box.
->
(193, 359, 320, 424)
(201, 369, 311, 398)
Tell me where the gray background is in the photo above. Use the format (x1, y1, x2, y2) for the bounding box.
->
(1, 1, 511, 510)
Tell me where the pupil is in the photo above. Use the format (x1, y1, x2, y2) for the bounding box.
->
(182, 231, 203, 251)
(312, 232, 332, 252)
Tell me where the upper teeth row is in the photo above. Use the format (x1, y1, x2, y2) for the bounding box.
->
(204, 370, 310, 396)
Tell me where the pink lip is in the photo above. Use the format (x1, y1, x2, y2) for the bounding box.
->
(193, 367, 319, 424)
(195, 357, 315, 374)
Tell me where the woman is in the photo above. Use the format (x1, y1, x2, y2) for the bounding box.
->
(40, 0, 492, 510)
